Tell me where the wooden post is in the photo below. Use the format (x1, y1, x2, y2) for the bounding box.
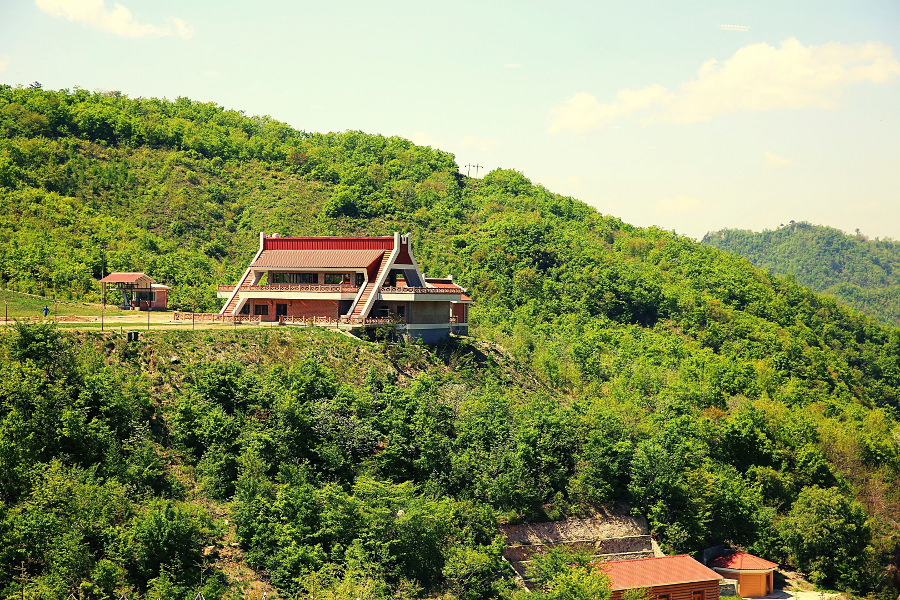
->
(101, 283, 105, 332)
(147, 304, 150, 331)
(192, 302, 195, 331)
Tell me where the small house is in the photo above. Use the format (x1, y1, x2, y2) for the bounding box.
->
(709, 552, 777, 598)
(597, 555, 723, 600)
(100, 272, 169, 310)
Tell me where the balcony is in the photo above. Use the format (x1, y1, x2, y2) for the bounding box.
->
(217, 283, 360, 299)
(379, 286, 450, 294)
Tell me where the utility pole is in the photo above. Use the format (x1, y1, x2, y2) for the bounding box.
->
(464, 163, 483, 177)
(101, 283, 105, 332)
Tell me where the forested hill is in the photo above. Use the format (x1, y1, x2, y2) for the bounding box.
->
(703, 223, 900, 327)
(2, 86, 900, 600)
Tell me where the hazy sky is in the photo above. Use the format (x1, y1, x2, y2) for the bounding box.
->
(2, 0, 899, 239)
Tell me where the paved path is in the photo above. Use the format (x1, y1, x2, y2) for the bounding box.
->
(750, 590, 843, 600)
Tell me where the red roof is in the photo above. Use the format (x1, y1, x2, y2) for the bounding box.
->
(709, 552, 778, 571)
(425, 280, 472, 301)
(251, 249, 385, 269)
(596, 555, 722, 590)
(100, 272, 153, 284)
(427, 281, 466, 291)
(263, 236, 394, 251)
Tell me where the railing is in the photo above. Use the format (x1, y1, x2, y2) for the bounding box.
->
(173, 312, 262, 323)
(379, 286, 456, 294)
(278, 315, 342, 325)
(342, 317, 402, 326)
(217, 285, 235, 292)
(235, 284, 359, 293)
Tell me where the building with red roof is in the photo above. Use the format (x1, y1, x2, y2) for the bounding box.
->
(596, 555, 722, 600)
(99, 272, 170, 310)
(709, 552, 777, 597)
(218, 232, 472, 342)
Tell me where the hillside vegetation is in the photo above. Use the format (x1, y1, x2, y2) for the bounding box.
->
(703, 223, 900, 327)
(1, 86, 900, 600)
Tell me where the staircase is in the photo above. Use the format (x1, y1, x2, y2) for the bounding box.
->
(222, 270, 255, 315)
(348, 252, 392, 320)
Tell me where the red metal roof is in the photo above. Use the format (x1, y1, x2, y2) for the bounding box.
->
(263, 236, 394, 251)
(251, 249, 385, 269)
(596, 555, 722, 590)
(427, 281, 466, 291)
(425, 279, 472, 301)
(100, 272, 153, 283)
(709, 552, 778, 571)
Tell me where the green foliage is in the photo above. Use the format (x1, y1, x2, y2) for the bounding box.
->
(704, 222, 900, 326)
(520, 547, 611, 600)
(780, 486, 873, 590)
(2, 87, 900, 597)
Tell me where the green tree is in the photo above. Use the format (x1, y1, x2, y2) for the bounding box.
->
(780, 486, 872, 591)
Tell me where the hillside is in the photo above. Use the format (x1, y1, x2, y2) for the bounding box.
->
(1, 86, 900, 600)
(703, 223, 900, 327)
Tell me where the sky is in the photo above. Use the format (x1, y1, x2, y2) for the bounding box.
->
(1, 0, 899, 240)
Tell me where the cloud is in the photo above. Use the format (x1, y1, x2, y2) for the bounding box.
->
(171, 17, 194, 39)
(720, 24, 750, 31)
(548, 86, 671, 133)
(764, 151, 792, 167)
(0, 56, 9, 73)
(654, 195, 702, 215)
(35, 0, 194, 39)
(459, 134, 501, 154)
(548, 38, 900, 133)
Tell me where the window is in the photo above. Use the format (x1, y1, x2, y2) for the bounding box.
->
(254, 304, 268, 316)
(324, 273, 344, 284)
(397, 305, 406, 320)
(276, 303, 287, 316)
(239, 303, 250, 315)
(658, 595, 669, 600)
(271, 273, 288, 284)
(299, 273, 318, 284)
(356, 273, 365, 287)
(692, 591, 704, 600)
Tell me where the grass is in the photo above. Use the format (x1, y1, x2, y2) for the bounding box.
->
(0, 289, 108, 318)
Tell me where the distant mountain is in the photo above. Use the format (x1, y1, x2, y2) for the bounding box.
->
(703, 222, 900, 327)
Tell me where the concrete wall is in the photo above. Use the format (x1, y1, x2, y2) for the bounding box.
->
(408, 301, 451, 324)
(406, 326, 450, 344)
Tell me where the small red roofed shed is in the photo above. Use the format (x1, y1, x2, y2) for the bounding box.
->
(597, 555, 722, 600)
(709, 552, 777, 598)
(100, 272, 169, 310)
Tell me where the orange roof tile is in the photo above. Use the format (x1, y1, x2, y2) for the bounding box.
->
(251, 249, 384, 269)
(596, 555, 722, 590)
(99, 272, 147, 283)
(709, 552, 778, 571)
